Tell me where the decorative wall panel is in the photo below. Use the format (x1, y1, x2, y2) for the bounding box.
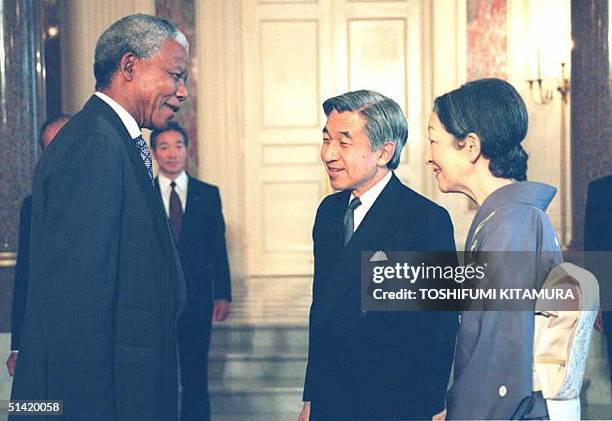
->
(157, 0, 199, 173)
(466, 0, 507, 80)
(261, 20, 319, 128)
(348, 19, 407, 111)
(262, 182, 320, 252)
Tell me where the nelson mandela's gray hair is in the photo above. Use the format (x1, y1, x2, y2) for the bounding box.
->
(94, 14, 189, 89)
(322, 90, 408, 170)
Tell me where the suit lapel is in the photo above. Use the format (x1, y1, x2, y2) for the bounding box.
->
(180, 176, 201, 244)
(87, 96, 183, 300)
(330, 190, 351, 254)
(344, 175, 400, 250)
(312, 175, 401, 330)
(86, 96, 169, 244)
(86, 97, 155, 196)
(154, 177, 162, 198)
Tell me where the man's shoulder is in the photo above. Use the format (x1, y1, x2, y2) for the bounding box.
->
(589, 174, 612, 193)
(51, 99, 124, 150)
(52, 116, 122, 157)
(36, 105, 125, 182)
(391, 177, 450, 218)
(21, 195, 32, 210)
(188, 175, 219, 195)
(318, 189, 349, 212)
(75, 100, 124, 138)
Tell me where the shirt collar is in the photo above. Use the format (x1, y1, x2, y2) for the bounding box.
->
(158, 171, 188, 192)
(95, 91, 141, 139)
(349, 170, 393, 207)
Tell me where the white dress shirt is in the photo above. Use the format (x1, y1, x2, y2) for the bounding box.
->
(158, 171, 188, 216)
(95, 91, 141, 139)
(349, 170, 393, 231)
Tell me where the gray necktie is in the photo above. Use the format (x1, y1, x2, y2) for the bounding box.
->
(343, 197, 362, 245)
(133, 134, 154, 183)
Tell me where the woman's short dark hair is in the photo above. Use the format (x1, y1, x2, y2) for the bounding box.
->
(433, 78, 529, 181)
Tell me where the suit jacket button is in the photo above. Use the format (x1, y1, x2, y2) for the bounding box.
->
(498, 385, 507, 397)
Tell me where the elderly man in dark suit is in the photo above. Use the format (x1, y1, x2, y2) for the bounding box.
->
(11, 14, 188, 421)
(585, 174, 612, 382)
(151, 122, 232, 421)
(299, 90, 458, 421)
(5, 113, 71, 378)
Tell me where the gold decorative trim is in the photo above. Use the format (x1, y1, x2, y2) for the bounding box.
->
(0, 252, 17, 268)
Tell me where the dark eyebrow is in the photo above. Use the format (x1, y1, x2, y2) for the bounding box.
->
(322, 127, 329, 134)
(339, 131, 352, 139)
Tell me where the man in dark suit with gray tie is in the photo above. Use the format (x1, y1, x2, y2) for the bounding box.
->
(300, 90, 458, 421)
(11, 14, 188, 421)
(151, 122, 232, 421)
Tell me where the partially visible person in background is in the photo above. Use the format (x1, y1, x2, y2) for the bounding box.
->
(5, 113, 71, 377)
(585, 174, 612, 382)
(151, 122, 232, 421)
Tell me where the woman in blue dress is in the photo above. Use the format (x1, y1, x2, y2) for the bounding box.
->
(426, 78, 563, 420)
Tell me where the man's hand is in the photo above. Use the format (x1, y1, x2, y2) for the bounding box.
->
(298, 401, 311, 421)
(213, 299, 231, 321)
(6, 351, 18, 377)
(432, 409, 446, 421)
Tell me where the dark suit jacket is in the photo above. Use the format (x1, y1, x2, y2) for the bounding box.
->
(156, 175, 231, 310)
(585, 175, 612, 252)
(10, 95, 186, 421)
(304, 174, 458, 420)
(10, 195, 32, 351)
(585, 175, 612, 351)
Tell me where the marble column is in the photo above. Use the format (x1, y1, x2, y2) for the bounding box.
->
(570, 0, 611, 249)
(0, 0, 46, 332)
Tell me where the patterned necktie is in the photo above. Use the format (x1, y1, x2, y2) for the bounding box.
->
(343, 197, 362, 245)
(133, 134, 153, 182)
(169, 181, 183, 242)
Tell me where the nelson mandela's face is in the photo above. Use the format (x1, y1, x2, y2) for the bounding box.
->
(134, 39, 189, 130)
